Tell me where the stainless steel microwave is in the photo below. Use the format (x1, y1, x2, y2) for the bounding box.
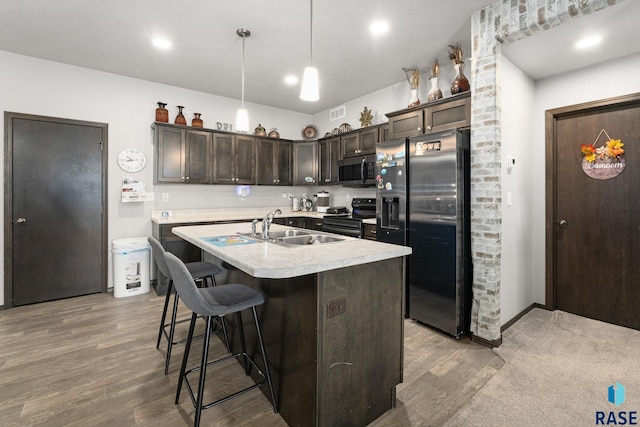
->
(338, 154, 376, 187)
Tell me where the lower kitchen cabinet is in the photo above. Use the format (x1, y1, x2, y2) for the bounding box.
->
(363, 223, 377, 240)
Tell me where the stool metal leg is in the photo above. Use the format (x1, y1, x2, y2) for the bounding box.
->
(237, 312, 250, 374)
(252, 306, 278, 413)
(194, 316, 213, 427)
(176, 312, 197, 404)
(156, 279, 173, 349)
(165, 291, 180, 374)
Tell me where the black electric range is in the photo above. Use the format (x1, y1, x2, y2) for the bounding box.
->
(322, 198, 376, 238)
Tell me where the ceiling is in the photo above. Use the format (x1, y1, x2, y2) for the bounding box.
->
(0, 1, 638, 115)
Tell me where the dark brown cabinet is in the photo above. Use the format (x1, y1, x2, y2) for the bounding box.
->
(387, 109, 424, 139)
(256, 139, 292, 185)
(341, 126, 380, 158)
(154, 124, 211, 183)
(318, 137, 340, 185)
(293, 141, 318, 185)
(211, 133, 256, 184)
(386, 92, 471, 139)
(363, 223, 377, 240)
(424, 93, 471, 133)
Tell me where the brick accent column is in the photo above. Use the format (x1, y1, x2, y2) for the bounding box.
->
(469, 0, 625, 342)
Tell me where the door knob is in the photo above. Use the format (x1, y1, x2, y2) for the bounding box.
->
(16, 217, 27, 223)
(558, 219, 567, 228)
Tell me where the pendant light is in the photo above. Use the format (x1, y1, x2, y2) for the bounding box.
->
(236, 28, 250, 132)
(300, 0, 319, 101)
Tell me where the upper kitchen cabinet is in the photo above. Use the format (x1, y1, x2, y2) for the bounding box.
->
(423, 92, 470, 133)
(386, 109, 424, 139)
(341, 126, 379, 158)
(153, 123, 211, 184)
(256, 139, 292, 185)
(386, 92, 471, 139)
(293, 141, 318, 185)
(318, 137, 340, 185)
(211, 133, 256, 184)
(379, 123, 389, 142)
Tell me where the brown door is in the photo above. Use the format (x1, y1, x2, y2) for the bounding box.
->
(547, 94, 640, 329)
(5, 113, 107, 307)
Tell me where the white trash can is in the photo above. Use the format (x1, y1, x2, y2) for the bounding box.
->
(112, 237, 150, 298)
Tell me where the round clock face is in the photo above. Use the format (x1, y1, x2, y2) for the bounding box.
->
(117, 148, 146, 173)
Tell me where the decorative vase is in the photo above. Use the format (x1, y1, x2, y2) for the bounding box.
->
(427, 77, 443, 102)
(451, 62, 470, 95)
(174, 105, 186, 125)
(408, 89, 420, 108)
(155, 102, 169, 122)
(191, 113, 203, 127)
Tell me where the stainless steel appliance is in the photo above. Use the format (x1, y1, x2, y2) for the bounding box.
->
(376, 129, 471, 338)
(322, 198, 376, 238)
(316, 191, 330, 213)
(338, 154, 376, 187)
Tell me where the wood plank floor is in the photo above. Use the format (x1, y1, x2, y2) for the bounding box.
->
(0, 292, 503, 426)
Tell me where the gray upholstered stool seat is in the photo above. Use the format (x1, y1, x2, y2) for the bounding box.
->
(164, 252, 277, 427)
(148, 236, 223, 374)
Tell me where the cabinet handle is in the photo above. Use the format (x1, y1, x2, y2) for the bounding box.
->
(426, 125, 432, 130)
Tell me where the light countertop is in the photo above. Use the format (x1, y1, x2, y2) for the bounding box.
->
(152, 207, 326, 225)
(152, 207, 377, 225)
(172, 222, 411, 279)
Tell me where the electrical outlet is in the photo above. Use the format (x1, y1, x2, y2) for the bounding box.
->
(326, 298, 347, 318)
(345, 193, 350, 202)
(162, 193, 169, 202)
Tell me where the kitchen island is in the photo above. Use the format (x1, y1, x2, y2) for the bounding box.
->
(172, 222, 411, 427)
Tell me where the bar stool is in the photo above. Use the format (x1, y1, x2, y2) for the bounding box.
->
(164, 252, 277, 427)
(148, 236, 224, 374)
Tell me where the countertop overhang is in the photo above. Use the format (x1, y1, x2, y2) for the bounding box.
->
(172, 222, 411, 279)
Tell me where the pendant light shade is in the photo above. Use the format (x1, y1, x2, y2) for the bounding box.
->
(236, 28, 250, 132)
(300, 66, 319, 101)
(300, 0, 319, 101)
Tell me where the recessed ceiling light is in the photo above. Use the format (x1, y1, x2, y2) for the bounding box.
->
(152, 37, 172, 50)
(284, 75, 299, 85)
(575, 35, 602, 49)
(370, 20, 389, 36)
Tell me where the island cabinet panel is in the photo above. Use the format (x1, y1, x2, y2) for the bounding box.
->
(223, 257, 404, 427)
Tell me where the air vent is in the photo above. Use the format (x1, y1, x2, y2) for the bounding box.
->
(329, 105, 346, 121)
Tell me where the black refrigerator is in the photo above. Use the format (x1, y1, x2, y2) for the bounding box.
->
(376, 129, 471, 338)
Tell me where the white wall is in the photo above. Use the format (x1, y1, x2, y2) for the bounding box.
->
(530, 52, 640, 306)
(0, 50, 315, 304)
(311, 64, 461, 137)
(499, 54, 536, 324)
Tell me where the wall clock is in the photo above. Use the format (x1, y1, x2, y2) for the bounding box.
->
(117, 148, 147, 173)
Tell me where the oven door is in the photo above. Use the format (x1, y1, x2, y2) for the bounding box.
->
(322, 217, 363, 238)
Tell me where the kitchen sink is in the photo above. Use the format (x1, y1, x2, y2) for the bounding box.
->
(238, 231, 345, 247)
(280, 235, 344, 245)
(267, 229, 312, 238)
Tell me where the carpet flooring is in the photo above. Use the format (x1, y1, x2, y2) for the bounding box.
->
(444, 308, 640, 426)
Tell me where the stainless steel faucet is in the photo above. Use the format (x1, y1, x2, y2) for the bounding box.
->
(262, 209, 282, 239)
(251, 219, 260, 237)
